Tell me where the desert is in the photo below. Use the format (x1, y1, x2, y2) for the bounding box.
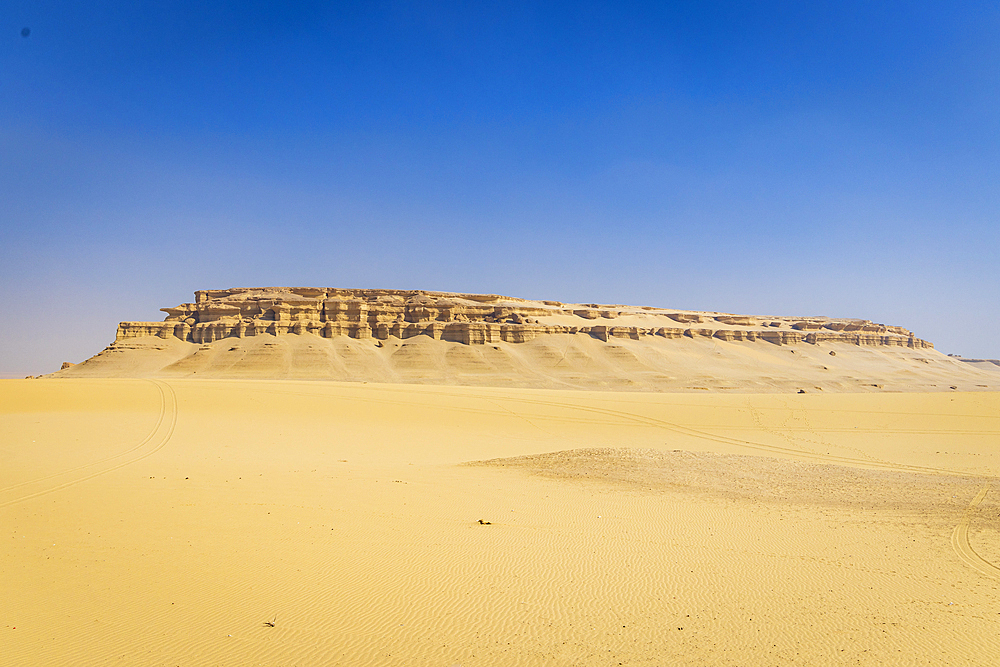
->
(8, 5, 1000, 666)
(3, 288, 1000, 666)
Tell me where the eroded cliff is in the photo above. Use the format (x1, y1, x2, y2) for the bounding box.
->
(115, 287, 933, 349)
(55, 287, 998, 392)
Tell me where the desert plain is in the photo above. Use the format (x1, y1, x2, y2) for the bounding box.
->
(4, 289, 1000, 666)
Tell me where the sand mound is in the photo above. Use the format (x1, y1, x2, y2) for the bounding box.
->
(472, 447, 988, 512)
(50, 287, 1000, 391)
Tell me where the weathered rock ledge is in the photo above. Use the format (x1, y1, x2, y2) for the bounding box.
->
(115, 287, 933, 349)
(59, 287, 998, 391)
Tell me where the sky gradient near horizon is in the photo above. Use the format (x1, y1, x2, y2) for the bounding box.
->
(2, 1, 999, 376)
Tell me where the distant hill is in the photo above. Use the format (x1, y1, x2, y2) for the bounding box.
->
(50, 287, 1000, 392)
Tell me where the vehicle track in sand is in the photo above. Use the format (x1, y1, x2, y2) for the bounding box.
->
(237, 381, 989, 476)
(468, 391, 1000, 579)
(951, 483, 1000, 579)
(166, 381, 1000, 578)
(0, 380, 177, 508)
(480, 392, 1000, 580)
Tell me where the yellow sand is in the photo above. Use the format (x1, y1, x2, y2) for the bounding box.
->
(3, 378, 1000, 666)
(57, 333, 1000, 394)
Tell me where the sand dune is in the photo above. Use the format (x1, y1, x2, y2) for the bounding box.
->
(55, 333, 1000, 393)
(4, 378, 1000, 665)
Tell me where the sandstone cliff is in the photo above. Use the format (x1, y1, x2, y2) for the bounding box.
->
(114, 287, 934, 349)
(55, 287, 999, 392)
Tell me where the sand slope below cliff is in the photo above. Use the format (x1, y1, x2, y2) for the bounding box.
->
(53, 332, 1000, 392)
(4, 379, 1000, 666)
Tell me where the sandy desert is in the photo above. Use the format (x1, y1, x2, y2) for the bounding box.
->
(4, 289, 1000, 666)
(8, 2, 1000, 665)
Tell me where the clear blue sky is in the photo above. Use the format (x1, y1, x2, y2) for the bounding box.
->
(2, 1, 998, 376)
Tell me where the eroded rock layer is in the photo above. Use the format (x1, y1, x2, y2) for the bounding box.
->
(55, 287, 1000, 391)
(116, 287, 933, 349)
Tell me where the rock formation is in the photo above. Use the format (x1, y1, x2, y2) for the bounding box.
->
(114, 287, 933, 350)
(55, 287, 998, 392)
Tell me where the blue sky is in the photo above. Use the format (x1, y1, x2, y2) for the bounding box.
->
(2, 1, 998, 376)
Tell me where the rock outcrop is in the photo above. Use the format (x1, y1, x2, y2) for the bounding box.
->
(114, 287, 933, 350)
(55, 287, 1000, 392)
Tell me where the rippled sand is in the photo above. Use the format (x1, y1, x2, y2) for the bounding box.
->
(3, 379, 1000, 665)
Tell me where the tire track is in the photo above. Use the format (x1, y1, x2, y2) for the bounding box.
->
(745, 397, 885, 465)
(163, 381, 1000, 577)
(476, 393, 980, 477)
(241, 382, 991, 476)
(185, 382, 1000, 436)
(951, 483, 1000, 579)
(0, 380, 177, 508)
(0, 381, 168, 496)
(478, 392, 1000, 579)
(483, 393, 1000, 580)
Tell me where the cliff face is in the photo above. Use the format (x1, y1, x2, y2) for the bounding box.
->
(56, 287, 1000, 391)
(115, 287, 933, 350)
